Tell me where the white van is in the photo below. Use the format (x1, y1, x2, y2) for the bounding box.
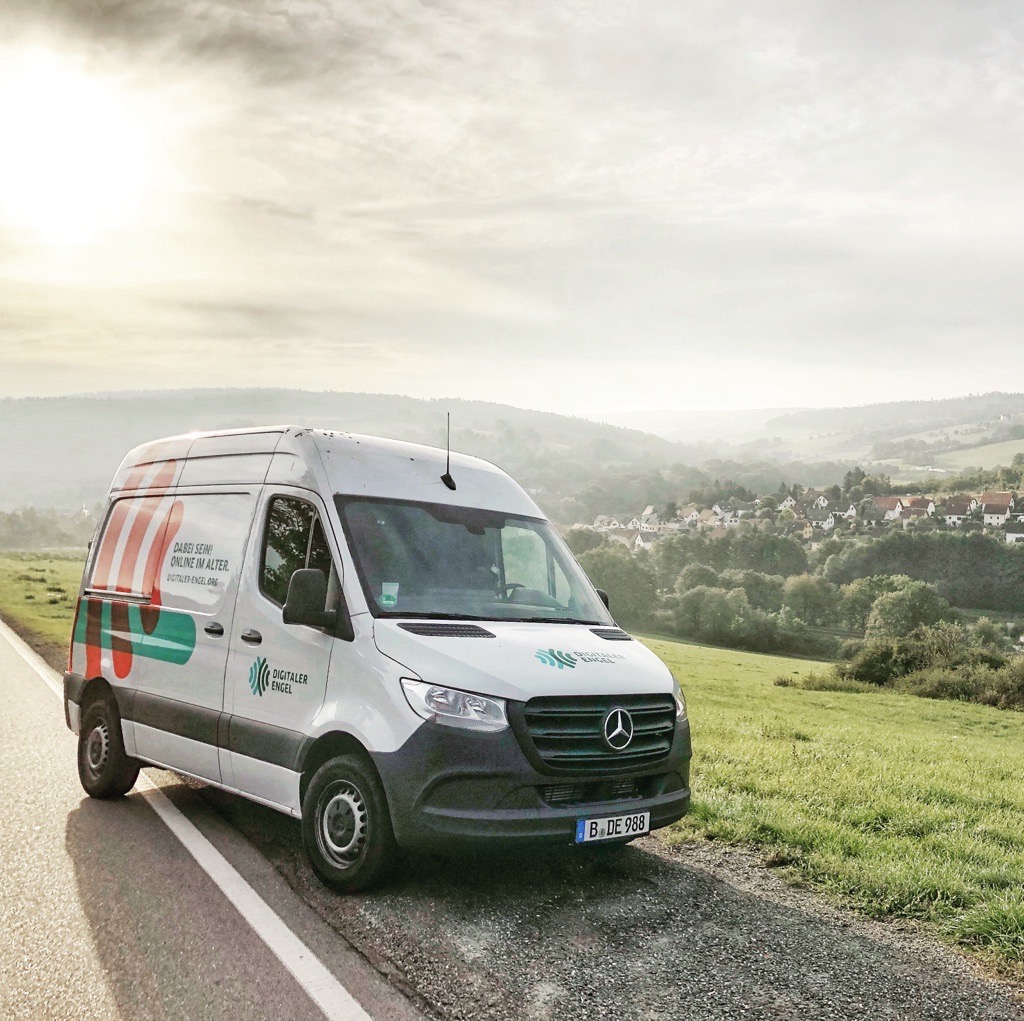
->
(64, 427, 691, 890)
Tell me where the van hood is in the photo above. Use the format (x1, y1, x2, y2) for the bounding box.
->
(372, 620, 673, 703)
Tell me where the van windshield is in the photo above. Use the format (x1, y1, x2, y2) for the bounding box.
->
(336, 497, 614, 625)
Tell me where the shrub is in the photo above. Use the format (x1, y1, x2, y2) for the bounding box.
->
(774, 671, 880, 694)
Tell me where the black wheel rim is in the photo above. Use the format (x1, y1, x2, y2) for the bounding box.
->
(316, 780, 368, 870)
(85, 718, 110, 779)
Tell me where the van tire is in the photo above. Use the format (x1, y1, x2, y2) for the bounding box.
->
(78, 697, 141, 799)
(302, 754, 396, 892)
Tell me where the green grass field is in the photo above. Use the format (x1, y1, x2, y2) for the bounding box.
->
(3, 553, 1024, 977)
(640, 636, 1024, 976)
(0, 551, 86, 666)
(936, 437, 1024, 470)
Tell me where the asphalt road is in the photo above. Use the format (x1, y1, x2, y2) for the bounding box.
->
(0, 623, 420, 1021)
(3, 621, 1024, 1021)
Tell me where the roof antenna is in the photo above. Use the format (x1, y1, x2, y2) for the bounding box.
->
(441, 412, 457, 490)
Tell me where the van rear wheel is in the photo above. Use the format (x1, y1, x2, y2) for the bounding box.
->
(302, 754, 396, 893)
(78, 696, 140, 799)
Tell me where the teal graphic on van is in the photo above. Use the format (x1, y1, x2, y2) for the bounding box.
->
(535, 649, 577, 669)
(73, 598, 196, 675)
(249, 656, 270, 696)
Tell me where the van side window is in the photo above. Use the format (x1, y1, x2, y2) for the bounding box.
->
(261, 497, 333, 606)
(91, 493, 251, 613)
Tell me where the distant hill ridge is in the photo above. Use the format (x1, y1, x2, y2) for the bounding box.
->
(0, 388, 709, 512)
(765, 392, 1024, 435)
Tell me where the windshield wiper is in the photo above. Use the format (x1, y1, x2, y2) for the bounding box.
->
(504, 616, 604, 625)
(377, 611, 495, 621)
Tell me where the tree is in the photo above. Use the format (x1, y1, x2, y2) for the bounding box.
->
(782, 574, 840, 627)
(677, 563, 719, 592)
(577, 546, 658, 628)
(843, 467, 867, 493)
(674, 586, 748, 643)
(564, 526, 606, 557)
(865, 582, 958, 639)
(720, 569, 785, 613)
(841, 574, 913, 631)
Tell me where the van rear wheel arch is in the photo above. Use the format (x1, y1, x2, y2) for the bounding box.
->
(79, 676, 115, 714)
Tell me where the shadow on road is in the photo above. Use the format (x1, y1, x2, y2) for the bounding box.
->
(64, 792, 328, 1021)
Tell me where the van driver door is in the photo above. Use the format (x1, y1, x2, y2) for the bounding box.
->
(222, 488, 337, 810)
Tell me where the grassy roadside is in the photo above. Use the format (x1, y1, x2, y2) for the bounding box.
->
(2, 552, 1023, 979)
(0, 551, 85, 669)
(642, 634, 1024, 978)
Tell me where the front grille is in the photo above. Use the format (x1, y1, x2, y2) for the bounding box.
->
(516, 693, 676, 773)
(541, 777, 643, 806)
(396, 622, 495, 637)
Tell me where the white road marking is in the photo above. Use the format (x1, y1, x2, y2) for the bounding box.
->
(0, 617, 63, 698)
(0, 617, 373, 1021)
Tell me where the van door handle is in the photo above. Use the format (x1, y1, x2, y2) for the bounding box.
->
(240, 629, 263, 645)
(204, 622, 224, 637)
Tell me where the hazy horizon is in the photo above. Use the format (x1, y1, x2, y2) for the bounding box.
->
(3, 2, 1024, 417)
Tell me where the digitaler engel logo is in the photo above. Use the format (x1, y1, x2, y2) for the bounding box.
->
(249, 656, 270, 696)
(535, 649, 577, 669)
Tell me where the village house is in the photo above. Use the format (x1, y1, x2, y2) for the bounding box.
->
(863, 497, 905, 525)
(634, 531, 660, 552)
(939, 496, 975, 527)
(806, 508, 835, 531)
(899, 506, 930, 524)
(639, 505, 660, 530)
(980, 491, 1015, 511)
(605, 528, 639, 548)
(803, 489, 830, 509)
(778, 495, 797, 511)
(979, 492, 1015, 527)
(903, 497, 935, 516)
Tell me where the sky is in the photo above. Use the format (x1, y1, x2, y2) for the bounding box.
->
(1, 0, 1023, 417)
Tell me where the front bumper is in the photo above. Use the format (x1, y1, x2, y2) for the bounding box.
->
(373, 716, 691, 852)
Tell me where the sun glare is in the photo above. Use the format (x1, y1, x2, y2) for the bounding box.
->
(0, 51, 151, 244)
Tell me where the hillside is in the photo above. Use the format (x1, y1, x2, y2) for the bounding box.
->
(0, 389, 711, 516)
(611, 392, 1024, 480)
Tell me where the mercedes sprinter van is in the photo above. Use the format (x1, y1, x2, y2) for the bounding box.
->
(64, 427, 691, 890)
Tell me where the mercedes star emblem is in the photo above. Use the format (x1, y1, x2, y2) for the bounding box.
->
(603, 708, 634, 751)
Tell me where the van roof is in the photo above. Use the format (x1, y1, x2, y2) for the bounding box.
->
(112, 426, 542, 517)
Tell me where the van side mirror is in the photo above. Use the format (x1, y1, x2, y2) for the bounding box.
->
(283, 569, 336, 629)
(596, 588, 610, 610)
(283, 568, 355, 641)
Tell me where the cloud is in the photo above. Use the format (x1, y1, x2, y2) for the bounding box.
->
(1, 1, 1024, 412)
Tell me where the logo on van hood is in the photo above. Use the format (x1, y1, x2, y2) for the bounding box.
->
(534, 648, 626, 669)
(249, 656, 270, 697)
(535, 649, 577, 669)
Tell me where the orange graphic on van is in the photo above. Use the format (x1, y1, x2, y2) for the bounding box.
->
(74, 460, 196, 678)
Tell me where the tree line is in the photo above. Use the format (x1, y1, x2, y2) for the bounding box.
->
(570, 528, 1024, 662)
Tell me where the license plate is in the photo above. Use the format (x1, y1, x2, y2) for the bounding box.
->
(575, 810, 650, 843)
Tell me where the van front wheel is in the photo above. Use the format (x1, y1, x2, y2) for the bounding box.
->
(302, 755, 396, 892)
(78, 697, 140, 798)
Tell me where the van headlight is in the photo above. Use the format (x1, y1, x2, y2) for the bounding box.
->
(672, 675, 688, 721)
(400, 679, 509, 732)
